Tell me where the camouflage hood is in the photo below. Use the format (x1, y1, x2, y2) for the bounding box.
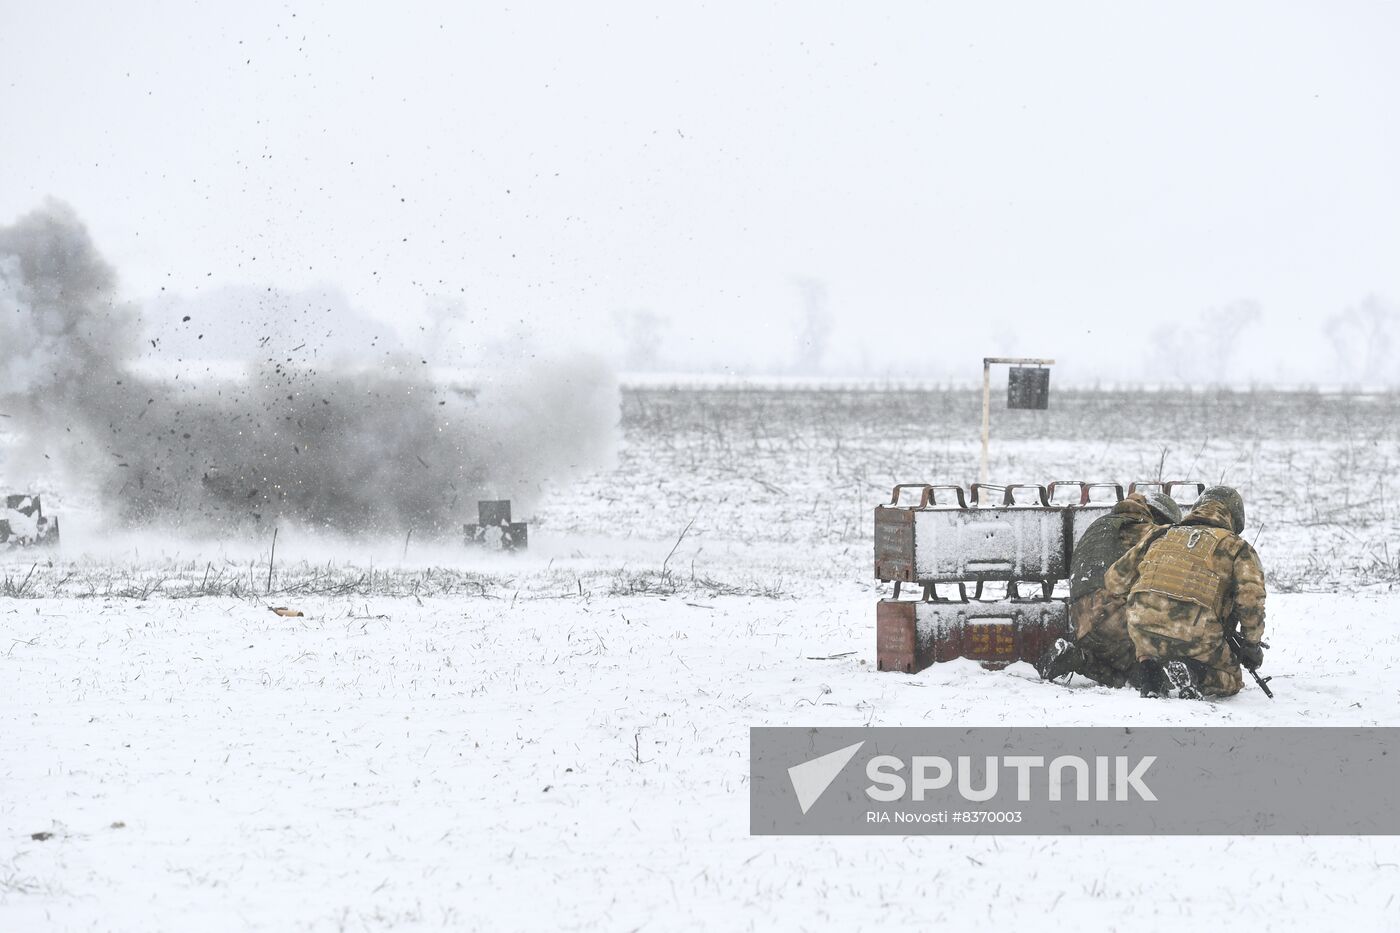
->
(1183, 499, 1237, 534)
(1110, 494, 1157, 524)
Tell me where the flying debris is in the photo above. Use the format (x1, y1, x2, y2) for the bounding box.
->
(0, 201, 619, 538)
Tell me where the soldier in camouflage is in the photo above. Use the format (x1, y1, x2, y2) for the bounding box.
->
(1102, 486, 1267, 699)
(1037, 491, 1181, 687)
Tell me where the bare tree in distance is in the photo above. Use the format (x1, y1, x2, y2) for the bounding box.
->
(613, 309, 669, 372)
(793, 278, 831, 375)
(1326, 295, 1399, 387)
(1150, 299, 1262, 385)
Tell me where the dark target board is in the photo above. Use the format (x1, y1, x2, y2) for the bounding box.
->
(1007, 366, 1050, 410)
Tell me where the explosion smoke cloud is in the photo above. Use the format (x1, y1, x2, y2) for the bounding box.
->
(0, 201, 618, 536)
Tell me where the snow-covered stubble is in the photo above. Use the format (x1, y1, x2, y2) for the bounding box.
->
(0, 201, 618, 536)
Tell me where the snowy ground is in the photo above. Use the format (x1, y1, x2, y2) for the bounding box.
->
(3, 587, 1399, 930)
(4, 387, 1400, 930)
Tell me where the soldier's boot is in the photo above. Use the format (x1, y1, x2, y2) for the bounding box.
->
(1163, 659, 1206, 701)
(1037, 638, 1083, 681)
(1077, 653, 1129, 689)
(1130, 658, 1172, 698)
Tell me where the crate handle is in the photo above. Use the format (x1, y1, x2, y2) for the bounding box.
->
(969, 483, 1004, 506)
(1047, 481, 1089, 505)
(1165, 480, 1206, 502)
(1001, 484, 1050, 507)
(926, 485, 968, 508)
(888, 484, 935, 508)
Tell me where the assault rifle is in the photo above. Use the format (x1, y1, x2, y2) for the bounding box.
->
(1225, 631, 1274, 699)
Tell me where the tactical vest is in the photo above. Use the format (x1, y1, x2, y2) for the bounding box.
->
(1135, 525, 1233, 615)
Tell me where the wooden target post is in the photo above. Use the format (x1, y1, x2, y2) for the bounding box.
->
(979, 357, 1055, 485)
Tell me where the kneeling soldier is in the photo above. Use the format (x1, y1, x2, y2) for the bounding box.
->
(1038, 491, 1180, 687)
(1104, 486, 1267, 699)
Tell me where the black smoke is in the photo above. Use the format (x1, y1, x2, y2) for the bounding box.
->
(0, 201, 618, 536)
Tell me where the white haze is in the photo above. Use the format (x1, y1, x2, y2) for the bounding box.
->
(1, 2, 1396, 385)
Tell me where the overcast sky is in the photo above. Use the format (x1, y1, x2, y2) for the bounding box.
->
(3, 2, 1397, 383)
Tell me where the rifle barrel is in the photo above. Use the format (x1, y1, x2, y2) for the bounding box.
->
(1225, 631, 1275, 699)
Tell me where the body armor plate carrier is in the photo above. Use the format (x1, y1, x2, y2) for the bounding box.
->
(1136, 526, 1229, 613)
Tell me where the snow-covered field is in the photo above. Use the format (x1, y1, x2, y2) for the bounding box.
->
(4, 387, 1400, 930)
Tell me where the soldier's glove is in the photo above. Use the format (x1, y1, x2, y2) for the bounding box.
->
(1235, 640, 1265, 670)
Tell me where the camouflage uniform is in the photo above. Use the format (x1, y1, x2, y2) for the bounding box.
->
(1065, 495, 1170, 687)
(1103, 500, 1267, 697)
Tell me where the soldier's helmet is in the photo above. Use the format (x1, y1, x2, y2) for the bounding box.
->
(1193, 485, 1245, 534)
(1141, 490, 1182, 525)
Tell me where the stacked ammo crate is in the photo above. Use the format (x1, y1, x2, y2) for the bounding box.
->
(873, 481, 1202, 673)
